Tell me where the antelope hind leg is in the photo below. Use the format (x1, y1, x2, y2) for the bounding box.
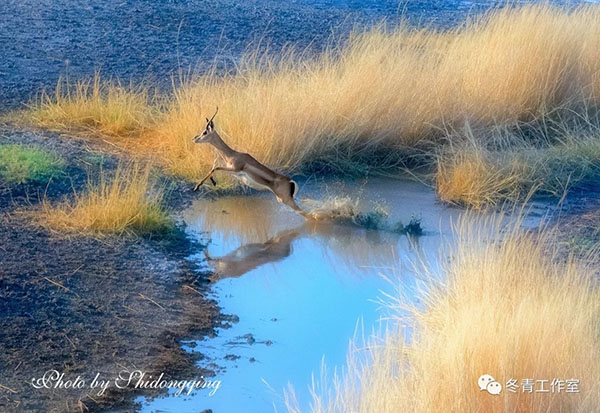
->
(282, 196, 312, 220)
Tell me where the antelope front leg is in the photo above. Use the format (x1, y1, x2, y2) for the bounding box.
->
(194, 168, 217, 191)
(193, 167, 237, 191)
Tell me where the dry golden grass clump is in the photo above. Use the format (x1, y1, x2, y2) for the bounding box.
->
(26, 74, 157, 137)
(436, 121, 600, 208)
(16, 4, 600, 184)
(288, 216, 600, 412)
(436, 148, 522, 209)
(37, 164, 172, 235)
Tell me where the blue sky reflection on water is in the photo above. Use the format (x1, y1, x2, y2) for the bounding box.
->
(140, 177, 466, 412)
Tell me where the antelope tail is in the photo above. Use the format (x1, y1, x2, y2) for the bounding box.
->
(290, 180, 299, 199)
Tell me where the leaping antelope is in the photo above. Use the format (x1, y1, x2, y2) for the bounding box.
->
(192, 108, 311, 219)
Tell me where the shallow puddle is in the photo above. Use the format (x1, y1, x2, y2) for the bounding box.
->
(140, 177, 554, 412)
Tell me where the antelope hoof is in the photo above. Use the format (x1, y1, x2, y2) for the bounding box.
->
(193, 182, 203, 192)
(210, 177, 217, 186)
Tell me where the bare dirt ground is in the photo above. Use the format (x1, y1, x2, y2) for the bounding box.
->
(0, 129, 227, 412)
(551, 184, 600, 260)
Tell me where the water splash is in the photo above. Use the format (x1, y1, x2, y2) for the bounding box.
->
(302, 196, 423, 235)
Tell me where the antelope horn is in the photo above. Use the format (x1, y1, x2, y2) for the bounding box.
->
(208, 106, 219, 123)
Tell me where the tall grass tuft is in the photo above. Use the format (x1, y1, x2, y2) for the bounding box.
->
(436, 119, 600, 208)
(288, 215, 600, 412)
(27, 73, 157, 137)
(37, 164, 172, 235)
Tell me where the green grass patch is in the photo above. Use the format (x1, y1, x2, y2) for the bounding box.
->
(0, 144, 65, 185)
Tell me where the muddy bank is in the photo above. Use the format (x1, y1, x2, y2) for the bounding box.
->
(547, 183, 600, 259)
(0, 129, 223, 412)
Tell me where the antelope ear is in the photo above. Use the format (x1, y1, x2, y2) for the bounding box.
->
(206, 117, 210, 123)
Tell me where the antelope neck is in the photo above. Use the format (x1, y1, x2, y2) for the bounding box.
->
(210, 132, 237, 157)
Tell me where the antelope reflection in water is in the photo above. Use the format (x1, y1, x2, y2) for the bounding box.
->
(205, 227, 302, 281)
(185, 196, 422, 282)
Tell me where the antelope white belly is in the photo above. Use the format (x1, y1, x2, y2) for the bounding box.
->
(235, 172, 270, 192)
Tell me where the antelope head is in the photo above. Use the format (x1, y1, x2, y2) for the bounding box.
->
(193, 107, 219, 144)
